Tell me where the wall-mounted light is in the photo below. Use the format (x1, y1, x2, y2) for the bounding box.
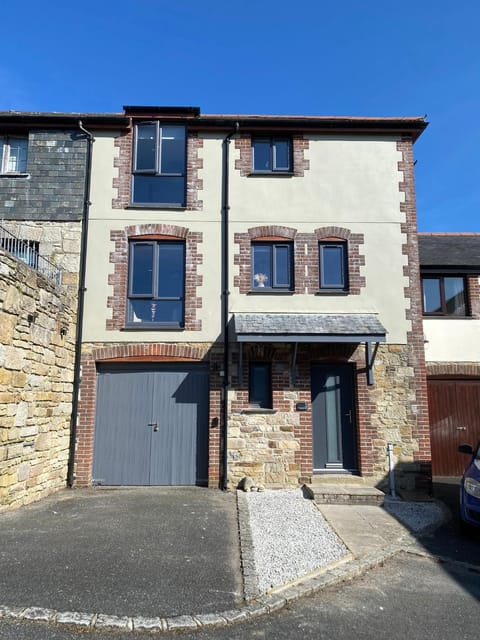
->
(60, 326, 68, 338)
(27, 312, 37, 325)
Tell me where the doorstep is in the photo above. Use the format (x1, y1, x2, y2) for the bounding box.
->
(303, 475, 385, 505)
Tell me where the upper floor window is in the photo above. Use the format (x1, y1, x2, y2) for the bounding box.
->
(1, 137, 28, 174)
(319, 242, 348, 290)
(127, 240, 185, 327)
(422, 275, 468, 316)
(252, 242, 293, 290)
(252, 138, 292, 173)
(132, 122, 186, 206)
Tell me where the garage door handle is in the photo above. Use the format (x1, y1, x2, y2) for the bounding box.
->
(148, 422, 159, 432)
(457, 426, 467, 431)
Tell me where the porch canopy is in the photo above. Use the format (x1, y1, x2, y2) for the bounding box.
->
(233, 313, 387, 384)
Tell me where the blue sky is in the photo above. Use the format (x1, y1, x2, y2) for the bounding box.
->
(2, 0, 479, 231)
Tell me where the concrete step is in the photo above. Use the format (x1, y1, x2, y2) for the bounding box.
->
(310, 474, 367, 486)
(303, 483, 385, 506)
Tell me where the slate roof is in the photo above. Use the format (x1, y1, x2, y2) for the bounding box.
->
(234, 313, 386, 342)
(419, 234, 480, 269)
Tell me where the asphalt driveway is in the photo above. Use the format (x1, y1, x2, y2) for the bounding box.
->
(0, 487, 243, 618)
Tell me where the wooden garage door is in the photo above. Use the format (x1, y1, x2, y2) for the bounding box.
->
(428, 378, 480, 476)
(92, 363, 209, 486)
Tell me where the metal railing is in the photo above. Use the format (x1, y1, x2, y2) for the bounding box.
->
(0, 224, 62, 285)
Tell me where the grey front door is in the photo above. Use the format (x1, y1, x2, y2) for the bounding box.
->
(92, 363, 209, 486)
(311, 364, 357, 472)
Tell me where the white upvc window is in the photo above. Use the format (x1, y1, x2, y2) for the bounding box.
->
(1, 137, 28, 174)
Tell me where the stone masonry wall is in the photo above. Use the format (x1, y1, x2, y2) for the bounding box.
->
(227, 343, 426, 492)
(0, 249, 76, 511)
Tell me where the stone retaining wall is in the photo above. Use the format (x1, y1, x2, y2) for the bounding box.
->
(0, 249, 76, 511)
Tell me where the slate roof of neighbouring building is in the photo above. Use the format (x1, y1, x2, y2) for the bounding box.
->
(419, 234, 480, 268)
(234, 313, 386, 341)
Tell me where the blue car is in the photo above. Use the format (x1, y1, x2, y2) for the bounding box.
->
(458, 441, 480, 530)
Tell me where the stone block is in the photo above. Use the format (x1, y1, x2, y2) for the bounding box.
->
(0, 312, 17, 344)
(17, 462, 31, 482)
(14, 402, 29, 427)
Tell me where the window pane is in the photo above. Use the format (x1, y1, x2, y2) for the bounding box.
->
(249, 364, 271, 408)
(445, 277, 466, 315)
(274, 245, 291, 287)
(160, 126, 186, 174)
(321, 245, 344, 288)
(128, 299, 183, 325)
(422, 278, 441, 313)
(8, 138, 28, 172)
(132, 175, 185, 205)
(131, 244, 154, 295)
(273, 140, 290, 170)
(157, 243, 184, 297)
(253, 140, 271, 171)
(252, 244, 272, 287)
(135, 124, 157, 172)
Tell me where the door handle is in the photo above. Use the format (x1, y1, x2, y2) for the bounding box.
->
(344, 410, 352, 423)
(148, 422, 159, 432)
(456, 426, 467, 431)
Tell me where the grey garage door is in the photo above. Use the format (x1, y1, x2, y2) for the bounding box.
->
(92, 363, 209, 486)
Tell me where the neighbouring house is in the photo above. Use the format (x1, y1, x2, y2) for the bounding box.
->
(69, 106, 431, 496)
(419, 233, 480, 477)
(0, 111, 120, 509)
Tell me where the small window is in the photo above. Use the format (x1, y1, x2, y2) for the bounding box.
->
(0, 237, 38, 268)
(127, 241, 185, 327)
(252, 242, 293, 290)
(422, 276, 468, 316)
(319, 242, 348, 290)
(1, 137, 28, 174)
(252, 138, 292, 173)
(249, 363, 272, 409)
(132, 122, 186, 206)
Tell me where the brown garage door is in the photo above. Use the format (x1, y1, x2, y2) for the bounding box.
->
(428, 378, 480, 476)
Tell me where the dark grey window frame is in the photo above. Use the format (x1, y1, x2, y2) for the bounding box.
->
(131, 121, 187, 207)
(421, 274, 469, 316)
(251, 137, 292, 174)
(251, 241, 294, 291)
(248, 362, 272, 409)
(319, 241, 349, 291)
(126, 240, 186, 328)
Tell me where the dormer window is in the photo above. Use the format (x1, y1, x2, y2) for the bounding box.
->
(132, 122, 186, 206)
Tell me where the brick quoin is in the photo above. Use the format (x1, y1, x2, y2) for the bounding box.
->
(75, 343, 223, 487)
(106, 224, 202, 332)
(398, 138, 432, 489)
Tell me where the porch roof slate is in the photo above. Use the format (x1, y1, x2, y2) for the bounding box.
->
(233, 313, 386, 343)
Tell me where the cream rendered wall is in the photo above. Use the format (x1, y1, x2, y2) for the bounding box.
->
(424, 319, 480, 362)
(229, 136, 411, 344)
(82, 132, 224, 343)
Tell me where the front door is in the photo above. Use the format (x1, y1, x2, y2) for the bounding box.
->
(92, 363, 209, 486)
(311, 364, 357, 472)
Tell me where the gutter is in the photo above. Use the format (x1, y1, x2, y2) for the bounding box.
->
(67, 120, 94, 487)
(221, 122, 239, 490)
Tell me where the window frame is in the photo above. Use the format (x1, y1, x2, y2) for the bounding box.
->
(1, 136, 28, 175)
(248, 362, 272, 409)
(131, 121, 187, 207)
(126, 239, 186, 328)
(421, 274, 469, 316)
(251, 241, 294, 291)
(318, 241, 349, 291)
(251, 137, 292, 174)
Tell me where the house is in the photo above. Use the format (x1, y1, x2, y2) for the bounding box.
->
(68, 106, 431, 496)
(419, 233, 480, 477)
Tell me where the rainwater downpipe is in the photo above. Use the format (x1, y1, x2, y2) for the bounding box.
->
(67, 120, 94, 487)
(221, 122, 239, 490)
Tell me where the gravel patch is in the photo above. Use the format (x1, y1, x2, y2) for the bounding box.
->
(245, 489, 348, 594)
(383, 497, 446, 533)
